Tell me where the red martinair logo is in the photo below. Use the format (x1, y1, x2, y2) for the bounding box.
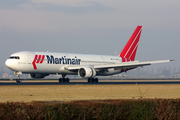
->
(32, 55, 45, 69)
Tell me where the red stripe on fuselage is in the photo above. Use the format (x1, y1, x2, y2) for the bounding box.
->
(32, 55, 38, 69)
(32, 55, 45, 69)
(40, 55, 45, 63)
(36, 55, 41, 63)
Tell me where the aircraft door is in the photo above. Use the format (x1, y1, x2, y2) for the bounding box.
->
(27, 55, 32, 65)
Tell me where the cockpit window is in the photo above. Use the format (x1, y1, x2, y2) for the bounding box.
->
(10, 56, 20, 59)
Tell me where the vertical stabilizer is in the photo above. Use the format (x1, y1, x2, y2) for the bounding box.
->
(119, 26, 142, 61)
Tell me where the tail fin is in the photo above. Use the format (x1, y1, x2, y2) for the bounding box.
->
(119, 26, 142, 61)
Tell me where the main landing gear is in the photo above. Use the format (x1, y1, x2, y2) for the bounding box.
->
(59, 74, 70, 83)
(88, 78, 99, 83)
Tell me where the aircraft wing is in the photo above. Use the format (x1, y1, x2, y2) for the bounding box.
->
(65, 59, 173, 71)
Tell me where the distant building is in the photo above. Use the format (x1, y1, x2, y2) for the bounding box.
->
(2, 73, 8, 78)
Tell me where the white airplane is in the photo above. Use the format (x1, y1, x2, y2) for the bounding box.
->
(5, 26, 173, 83)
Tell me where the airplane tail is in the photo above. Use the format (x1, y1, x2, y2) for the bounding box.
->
(119, 26, 142, 61)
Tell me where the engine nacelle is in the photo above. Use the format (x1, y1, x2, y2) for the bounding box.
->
(30, 74, 49, 78)
(78, 67, 96, 78)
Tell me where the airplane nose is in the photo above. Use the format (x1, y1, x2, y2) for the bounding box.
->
(5, 59, 12, 68)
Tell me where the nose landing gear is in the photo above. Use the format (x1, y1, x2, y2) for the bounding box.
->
(14, 71, 22, 83)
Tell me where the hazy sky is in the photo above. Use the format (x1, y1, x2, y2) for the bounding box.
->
(0, 0, 180, 72)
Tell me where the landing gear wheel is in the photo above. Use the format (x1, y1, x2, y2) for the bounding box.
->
(88, 78, 92, 83)
(95, 78, 98, 83)
(59, 78, 62, 83)
(88, 78, 99, 83)
(16, 79, 21, 83)
(59, 78, 70, 83)
(65, 78, 70, 83)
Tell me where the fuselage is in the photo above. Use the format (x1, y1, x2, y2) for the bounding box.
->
(5, 51, 124, 75)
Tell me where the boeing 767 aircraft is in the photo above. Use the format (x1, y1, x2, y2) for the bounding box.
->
(5, 26, 172, 83)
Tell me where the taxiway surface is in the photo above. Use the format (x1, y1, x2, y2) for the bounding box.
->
(1, 79, 180, 85)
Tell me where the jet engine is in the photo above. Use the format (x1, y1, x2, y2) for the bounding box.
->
(78, 67, 96, 78)
(30, 74, 49, 78)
